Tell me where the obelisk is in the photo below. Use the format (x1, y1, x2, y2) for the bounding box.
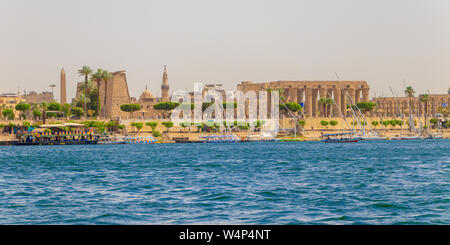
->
(60, 68, 66, 104)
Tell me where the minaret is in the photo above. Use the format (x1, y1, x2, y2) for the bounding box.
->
(161, 65, 169, 102)
(60, 68, 67, 104)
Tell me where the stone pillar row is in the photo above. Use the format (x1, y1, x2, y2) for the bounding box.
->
(276, 85, 369, 117)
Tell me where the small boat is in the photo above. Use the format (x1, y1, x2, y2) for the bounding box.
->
(244, 133, 280, 142)
(390, 135, 422, 140)
(123, 136, 157, 144)
(198, 134, 241, 143)
(321, 132, 359, 143)
(98, 135, 126, 144)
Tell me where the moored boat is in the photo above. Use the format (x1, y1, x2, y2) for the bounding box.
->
(321, 132, 359, 143)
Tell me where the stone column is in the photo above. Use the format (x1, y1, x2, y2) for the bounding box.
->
(333, 88, 341, 117)
(319, 87, 326, 117)
(355, 89, 360, 104)
(288, 87, 297, 103)
(341, 89, 347, 117)
(347, 88, 355, 116)
(362, 88, 369, 102)
(297, 89, 304, 104)
(312, 89, 318, 117)
(305, 87, 313, 117)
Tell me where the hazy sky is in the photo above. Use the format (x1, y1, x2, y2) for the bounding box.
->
(1, 0, 449, 101)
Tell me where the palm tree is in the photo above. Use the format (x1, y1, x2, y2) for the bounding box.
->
(318, 97, 334, 117)
(101, 70, 113, 117)
(404, 86, 415, 116)
(91, 69, 104, 117)
(78, 66, 92, 117)
(420, 94, 430, 127)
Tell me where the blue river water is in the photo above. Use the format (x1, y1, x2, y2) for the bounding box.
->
(0, 139, 449, 224)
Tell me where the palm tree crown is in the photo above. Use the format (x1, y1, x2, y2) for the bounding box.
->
(404, 86, 415, 98)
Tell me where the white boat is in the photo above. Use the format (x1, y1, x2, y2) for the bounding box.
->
(199, 134, 241, 143)
(390, 135, 422, 140)
(245, 133, 280, 142)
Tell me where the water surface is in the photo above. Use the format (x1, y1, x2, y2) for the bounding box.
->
(0, 140, 449, 224)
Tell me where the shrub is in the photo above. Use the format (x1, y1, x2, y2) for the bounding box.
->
(329, 120, 338, 127)
(71, 107, 84, 118)
(371, 121, 379, 127)
(320, 120, 329, 126)
(152, 130, 162, 138)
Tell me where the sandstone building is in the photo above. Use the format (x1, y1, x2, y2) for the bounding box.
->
(237, 80, 370, 117)
(23, 91, 54, 104)
(371, 94, 449, 117)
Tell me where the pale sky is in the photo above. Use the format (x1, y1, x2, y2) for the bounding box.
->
(1, 0, 449, 102)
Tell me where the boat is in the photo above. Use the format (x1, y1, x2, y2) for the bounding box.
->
(244, 133, 280, 142)
(198, 133, 241, 143)
(390, 135, 422, 140)
(13, 123, 99, 145)
(321, 132, 359, 143)
(122, 136, 157, 144)
(98, 135, 126, 144)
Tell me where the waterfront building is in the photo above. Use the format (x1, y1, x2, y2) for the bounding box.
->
(99, 70, 132, 119)
(371, 94, 450, 117)
(23, 91, 54, 104)
(0, 92, 23, 107)
(237, 80, 370, 117)
(137, 67, 172, 119)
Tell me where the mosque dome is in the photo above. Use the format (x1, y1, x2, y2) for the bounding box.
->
(139, 88, 154, 101)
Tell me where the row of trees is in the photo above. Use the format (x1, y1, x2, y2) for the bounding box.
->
(1, 101, 86, 121)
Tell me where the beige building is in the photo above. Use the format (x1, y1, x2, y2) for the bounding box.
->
(371, 94, 449, 117)
(23, 91, 54, 104)
(237, 80, 370, 117)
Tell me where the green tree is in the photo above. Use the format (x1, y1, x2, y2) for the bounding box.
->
(320, 120, 329, 128)
(279, 102, 302, 116)
(354, 102, 376, 114)
(131, 122, 144, 133)
(47, 102, 61, 111)
(71, 107, 84, 118)
(382, 120, 390, 128)
(153, 102, 180, 118)
(2, 108, 14, 120)
(162, 121, 174, 133)
(404, 86, 415, 113)
(120, 104, 141, 118)
(318, 97, 333, 117)
(78, 65, 93, 117)
(195, 122, 204, 133)
(371, 121, 379, 127)
(145, 121, 158, 132)
(91, 68, 111, 117)
(180, 122, 191, 132)
(15, 103, 30, 119)
(32, 109, 42, 120)
(61, 103, 71, 117)
(430, 118, 438, 128)
(420, 94, 431, 127)
(298, 120, 306, 127)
